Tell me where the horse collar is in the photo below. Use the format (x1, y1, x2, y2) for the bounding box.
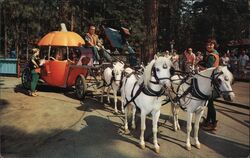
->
(191, 78, 210, 100)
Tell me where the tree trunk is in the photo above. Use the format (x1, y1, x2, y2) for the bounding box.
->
(144, 0, 159, 63)
(71, 12, 74, 31)
(4, 8, 7, 58)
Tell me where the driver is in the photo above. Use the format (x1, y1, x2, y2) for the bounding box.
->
(84, 24, 112, 64)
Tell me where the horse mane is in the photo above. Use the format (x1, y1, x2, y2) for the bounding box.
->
(140, 58, 156, 87)
(221, 66, 234, 84)
(197, 67, 215, 77)
(197, 66, 233, 83)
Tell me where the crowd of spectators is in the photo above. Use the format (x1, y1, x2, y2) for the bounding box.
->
(164, 48, 249, 79)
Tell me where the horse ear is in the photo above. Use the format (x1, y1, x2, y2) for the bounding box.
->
(154, 54, 158, 60)
(120, 61, 125, 67)
(217, 66, 222, 72)
(113, 63, 116, 67)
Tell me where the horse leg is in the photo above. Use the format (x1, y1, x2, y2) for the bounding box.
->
(186, 112, 193, 151)
(152, 110, 161, 153)
(107, 87, 111, 103)
(124, 105, 130, 134)
(140, 111, 146, 149)
(176, 106, 181, 130)
(101, 86, 105, 103)
(171, 103, 178, 131)
(113, 89, 118, 113)
(121, 98, 125, 114)
(131, 104, 137, 129)
(194, 109, 204, 149)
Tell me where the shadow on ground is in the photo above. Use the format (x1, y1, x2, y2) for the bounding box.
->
(159, 112, 249, 157)
(0, 115, 158, 158)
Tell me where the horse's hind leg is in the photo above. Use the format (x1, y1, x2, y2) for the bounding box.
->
(101, 86, 105, 103)
(124, 105, 130, 134)
(171, 103, 180, 131)
(121, 101, 125, 114)
(186, 112, 193, 151)
(152, 110, 160, 153)
(107, 87, 111, 103)
(131, 104, 137, 129)
(113, 89, 118, 113)
(194, 110, 204, 149)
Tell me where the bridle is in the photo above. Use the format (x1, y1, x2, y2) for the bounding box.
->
(166, 68, 234, 109)
(210, 69, 234, 95)
(123, 64, 173, 108)
(151, 64, 174, 84)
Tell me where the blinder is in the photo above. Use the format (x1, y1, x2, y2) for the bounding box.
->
(170, 66, 175, 76)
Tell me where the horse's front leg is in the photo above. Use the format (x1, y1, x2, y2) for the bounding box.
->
(152, 110, 161, 153)
(113, 89, 118, 113)
(194, 109, 204, 149)
(186, 112, 193, 151)
(140, 111, 146, 149)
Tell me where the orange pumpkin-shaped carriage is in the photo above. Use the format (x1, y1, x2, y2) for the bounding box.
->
(21, 24, 98, 99)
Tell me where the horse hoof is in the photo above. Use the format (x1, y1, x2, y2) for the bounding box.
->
(115, 110, 118, 114)
(195, 143, 201, 149)
(177, 125, 181, 130)
(124, 129, 130, 134)
(140, 143, 145, 149)
(155, 147, 160, 154)
(131, 124, 136, 129)
(186, 144, 191, 151)
(173, 128, 178, 132)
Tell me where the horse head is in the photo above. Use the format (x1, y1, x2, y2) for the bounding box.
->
(213, 66, 235, 101)
(112, 61, 125, 85)
(143, 55, 174, 88)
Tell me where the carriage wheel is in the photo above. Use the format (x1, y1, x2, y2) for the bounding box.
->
(75, 74, 87, 99)
(21, 67, 31, 90)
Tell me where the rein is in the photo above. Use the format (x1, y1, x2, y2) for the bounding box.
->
(167, 68, 233, 109)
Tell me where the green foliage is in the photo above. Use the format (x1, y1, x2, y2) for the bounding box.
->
(0, 0, 249, 57)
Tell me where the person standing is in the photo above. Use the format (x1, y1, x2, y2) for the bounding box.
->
(29, 48, 41, 97)
(182, 47, 196, 73)
(195, 51, 204, 71)
(221, 53, 230, 67)
(239, 50, 249, 78)
(171, 50, 180, 70)
(229, 52, 238, 74)
(200, 39, 220, 131)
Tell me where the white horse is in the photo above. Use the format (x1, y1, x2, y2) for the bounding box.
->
(101, 61, 125, 113)
(121, 55, 173, 153)
(167, 66, 235, 150)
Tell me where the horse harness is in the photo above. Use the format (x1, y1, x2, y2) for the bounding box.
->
(123, 65, 169, 108)
(103, 69, 125, 90)
(167, 69, 232, 110)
